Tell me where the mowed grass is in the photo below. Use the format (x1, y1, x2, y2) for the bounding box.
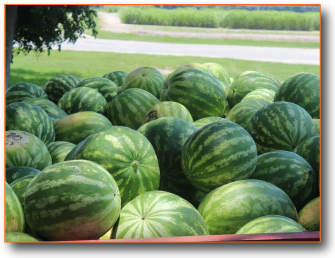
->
(9, 50, 320, 88)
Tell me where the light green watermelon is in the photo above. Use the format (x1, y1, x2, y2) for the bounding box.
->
(192, 116, 226, 129)
(198, 179, 298, 235)
(298, 197, 320, 231)
(181, 120, 258, 193)
(6, 182, 25, 232)
(6, 166, 40, 184)
(203, 63, 230, 84)
(241, 88, 276, 105)
(236, 215, 306, 234)
(24, 160, 121, 241)
(177, 63, 209, 73)
(115, 190, 209, 239)
(6, 82, 48, 105)
(102, 71, 128, 86)
(5, 232, 41, 242)
(47, 141, 76, 164)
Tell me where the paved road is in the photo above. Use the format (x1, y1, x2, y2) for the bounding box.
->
(55, 37, 320, 65)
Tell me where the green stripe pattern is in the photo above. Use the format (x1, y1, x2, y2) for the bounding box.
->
(144, 101, 194, 123)
(274, 72, 320, 118)
(160, 68, 227, 121)
(75, 77, 119, 102)
(177, 63, 209, 73)
(6, 166, 40, 184)
(241, 88, 276, 105)
(43, 74, 81, 104)
(192, 116, 226, 129)
(138, 117, 198, 202)
(116, 190, 209, 239)
(47, 141, 76, 164)
(6, 130, 52, 170)
(250, 150, 317, 211)
(24, 160, 121, 241)
(6, 102, 55, 145)
(122, 67, 164, 99)
(65, 126, 160, 207)
(226, 100, 267, 131)
(227, 71, 278, 108)
(198, 179, 298, 235)
(203, 63, 231, 84)
(107, 88, 160, 130)
(248, 101, 317, 154)
(57, 87, 108, 115)
(236, 215, 305, 234)
(54, 111, 113, 144)
(6, 232, 41, 242)
(103, 71, 128, 86)
(6, 82, 48, 105)
(6, 182, 25, 233)
(181, 120, 258, 193)
(313, 119, 320, 136)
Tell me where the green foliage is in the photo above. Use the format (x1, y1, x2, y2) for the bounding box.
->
(14, 5, 98, 56)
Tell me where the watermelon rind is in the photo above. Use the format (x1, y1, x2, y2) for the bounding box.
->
(47, 141, 76, 164)
(5, 182, 25, 233)
(102, 71, 128, 87)
(192, 116, 226, 129)
(5, 232, 41, 242)
(6, 82, 48, 105)
(298, 197, 320, 231)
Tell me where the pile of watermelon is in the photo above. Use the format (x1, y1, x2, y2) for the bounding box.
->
(5, 63, 320, 242)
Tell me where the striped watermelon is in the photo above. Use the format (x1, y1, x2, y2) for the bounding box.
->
(313, 119, 320, 136)
(227, 71, 278, 108)
(192, 116, 226, 129)
(75, 77, 119, 102)
(47, 141, 76, 164)
(5, 182, 25, 232)
(226, 100, 267, 131)
(6, 102, 55, 145)
(24, 160, 121, 241)
(57, 87, 108, 115)
(274, 72, 320, 118)
(43, 74, 81, 104)
(23, 97, 68, 124)
(248, 101, 317, 154)
(107, 88, 160, 130)
(160, 68, 227, 121)
(65, 126, 160, 207)
(122, 67, 164, 98)
(54, 111, 113, 144)
(250, 150, 317, 211)
(6, 130, 52, 170)
(6, 166, 40, 184)
(115, 190, 209, 239)
(181, 120, 258, 193)
(198, 179, 298, 235)
(138, 117, 198, 201)
(298, 197, 320, 231)
(236, 215, 305, 234)
(103, 71, 128, 86)
(218, 80, 231, 96)
(241, 88, 276, 105)
(6, 232, 41, 242)
(6, 82, 48, 105)
(177, 63, 209, 73)
(144, 101, 194, 123)
(203, 63, 231, 84)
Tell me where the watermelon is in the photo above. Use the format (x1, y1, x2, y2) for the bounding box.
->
(65, 126, 160, 207)
(138, 117, 198, 201)
(226, 100, 267, 131)
(192, 116, 226, 129)
(269, 76, 282, 87)
(160, 68, 227, 121)
(144, 101, 194, 123)
(203, 63, 230, 84)
(23, 97, 68, 124)
(122, 67, 164, 98)
(24, 160, 121, 241)
(57, 87, 108, 115)
(5, 182, 25, 232)
(5, 232, 41, 242)
(54, 111, 113, 144)
(241, 88, 276, 105)
(248, 101, 317, 154)
(6, 130, 52, 170)
(47, 141, 76, 164)
(6, 166, 40, 184)
(227, 71, 278, 108)
(313, 119, 320, 136)
(43, 74, 81, 103)
(198, 179, 298, 235)
(218, 80, 231, 96)
(274, 72, 320, 118)
(250, 150, 317, 211)
(107, 88, 160, 130)
(177, 63, 209, 73)
(6, 82, 48, 105)
(236, 215, 306, 234)
(115, 190, 209, 239)
(298, 197, 320, 231)
(103, 71, 128, 86)
(181, 120, 258, 193)
(75, 77, 119, 102)
(6, 102, 55, 145)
